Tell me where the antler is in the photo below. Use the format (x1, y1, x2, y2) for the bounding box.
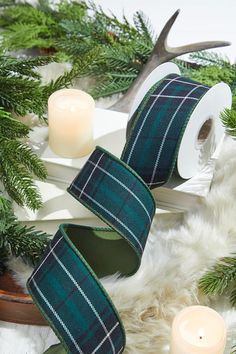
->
(110, 9, 231, 113)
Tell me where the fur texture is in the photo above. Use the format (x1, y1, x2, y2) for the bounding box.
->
(1, 136, 236, 353)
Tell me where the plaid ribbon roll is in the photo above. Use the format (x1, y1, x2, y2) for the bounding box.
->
(27, 74, 210, 354)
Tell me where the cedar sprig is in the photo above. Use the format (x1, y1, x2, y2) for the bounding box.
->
(0, 0, 155, 98)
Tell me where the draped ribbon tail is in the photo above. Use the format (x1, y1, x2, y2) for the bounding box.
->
(27, 147, 155, 354)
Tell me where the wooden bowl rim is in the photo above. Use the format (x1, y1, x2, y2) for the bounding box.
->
(0, 288, 33, 304)
(0, 272, 33, 304)
(0, 272, 47, 325)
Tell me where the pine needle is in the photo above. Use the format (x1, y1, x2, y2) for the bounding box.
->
(189, 51, 231, 67)
(199, 255, 236, 308)
(0, 194, 50, 267)
(0, 107, 47, 210)
(221, 109, 236, 138)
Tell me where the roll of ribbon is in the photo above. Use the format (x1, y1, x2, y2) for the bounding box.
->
(27, 69, 231, 354)
(127, 63, 231, 181)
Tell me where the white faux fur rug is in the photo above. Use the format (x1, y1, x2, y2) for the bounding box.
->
(1, 136, 236, 353)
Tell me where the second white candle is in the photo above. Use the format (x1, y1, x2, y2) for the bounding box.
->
(170, 306, 226, 354)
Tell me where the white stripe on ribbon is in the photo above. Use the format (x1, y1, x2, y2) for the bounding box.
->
(148, 180, 165, 187)
(150, 94, 199, 100)
(125, 75, 180, 164)
(79, 153, 104, 198)
(71, 184, 144, 253)
(117, 347, 124, 354)
(91, 322, 119, 354)
(165, 77, 209, 89)
(88, 160, 152, 223)
(51, 250, 116, 354)
(149, 84, 206, 185)
(32, 279, 84, 354)
(28, 235, 63, 282)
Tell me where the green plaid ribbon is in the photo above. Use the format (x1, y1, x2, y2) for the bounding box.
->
(27, 74, 210, 354)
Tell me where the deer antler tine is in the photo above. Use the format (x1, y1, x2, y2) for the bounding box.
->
(155, 9, 181, 56)
(155, 9, 231, 62)
(109, 10, 231, 113)
(169, 40, 231, 56)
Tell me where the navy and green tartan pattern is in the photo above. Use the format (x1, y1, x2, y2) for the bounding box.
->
(68, 146, 156, 259)
(27, 74, 211, 354)
(122, 74, 209, 188)
(28, 227, 125, 354)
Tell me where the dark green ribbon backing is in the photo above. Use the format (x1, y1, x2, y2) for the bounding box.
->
(27, 74, 210, 354)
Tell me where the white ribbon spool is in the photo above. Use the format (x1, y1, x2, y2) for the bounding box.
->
(128, 63, 232, 179)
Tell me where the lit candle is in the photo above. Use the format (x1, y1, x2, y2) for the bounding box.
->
(48, 89, 95, 158)
(170, 306, 226, 354)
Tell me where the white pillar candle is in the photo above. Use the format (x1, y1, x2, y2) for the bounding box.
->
(170, 306, 226, 354)
(48, 89, 95, 158)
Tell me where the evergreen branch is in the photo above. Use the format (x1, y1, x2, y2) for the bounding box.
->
(88, 1, 137, 41)
(0, 138, 47, 210)
(0, 2, 55, 27)
(90, 77, 133, 98)
(199, 255, 236, 308)
(0, 0, 156, 99)
(0, 75, 42, 116)
(4, 224, 50, 266)
(0, 55, 54, 79)
(0, 160, 42, 210)
(133, 11, 154, 43)
(0, 194, 50, 267)
(174, 59, 194, 76)
(0, 54, 62, 118)
(43, 68, 74, 93)
(131, 39, 153, 66)
(57, 0, 88, 21)
(55, 36, 91, 57)
(73, 47, 104, 76)
(40, 66, 80, 112)
(221, 109, 236, 138)
(102, 45, 136, 69)
(37, 0, 55, 15)
(0, 107, 30, 138)
(108, 71, 138, 79)
(1, 139, 47, 179)
(190, 51, 231, 67)
(0, 52, 80, 208)
(2, 23, 54, 50)
(188, 65, 235, 88)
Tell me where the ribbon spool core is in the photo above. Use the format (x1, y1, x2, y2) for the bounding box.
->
(196, 117, 214, 148)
